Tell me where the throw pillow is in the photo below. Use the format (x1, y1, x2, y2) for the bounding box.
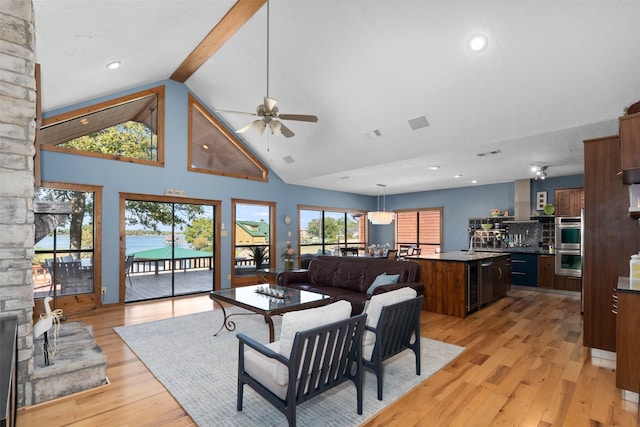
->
(273, 300, 352, 386)
(366, 273, 400, 296)
(362, 287, 417, 360)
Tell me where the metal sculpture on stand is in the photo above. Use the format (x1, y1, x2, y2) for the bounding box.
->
(33, 296, 63, 366)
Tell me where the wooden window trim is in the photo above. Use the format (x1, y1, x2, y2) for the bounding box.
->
(119, 192, 222, 299)
(36, 181, 103, 313)
(231, 198, 276, 287)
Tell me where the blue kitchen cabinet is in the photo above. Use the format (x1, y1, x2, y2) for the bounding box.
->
(510, 253, 538, 286)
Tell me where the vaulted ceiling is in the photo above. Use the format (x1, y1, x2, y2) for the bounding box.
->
(34, 0, 640, 195)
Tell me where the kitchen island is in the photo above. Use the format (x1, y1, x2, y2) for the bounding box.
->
(408, 251, 511, 317)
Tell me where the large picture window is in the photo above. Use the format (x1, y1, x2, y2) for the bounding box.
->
(395, 208, 443, 254)
(299, 206, 367, 266)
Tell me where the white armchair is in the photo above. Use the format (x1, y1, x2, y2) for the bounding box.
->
(362, 287, 424, 400)
(237, 301, 367, 427)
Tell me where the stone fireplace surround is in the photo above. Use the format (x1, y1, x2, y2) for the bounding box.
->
(0, 0, 38, 408)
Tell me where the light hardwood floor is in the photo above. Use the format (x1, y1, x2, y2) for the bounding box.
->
(18, 288, 639, 426)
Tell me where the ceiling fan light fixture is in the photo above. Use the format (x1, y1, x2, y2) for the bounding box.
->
(269, 120, 282, 135)
(254, 119, 266, 135)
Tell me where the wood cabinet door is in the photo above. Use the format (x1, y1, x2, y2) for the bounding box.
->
(538, 255, 555, 288)
(492, 256, 510, 297)
(620, 112, 640, 183)
(554, 275, 581, 292)
(554, 187, 584, 217)
(616, 291, 640, 393)
(583, 135, 638, 352)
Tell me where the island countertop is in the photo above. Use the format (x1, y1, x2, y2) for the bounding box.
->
(409, 251, 511, 262)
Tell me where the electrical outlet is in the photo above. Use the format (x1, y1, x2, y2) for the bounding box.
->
(101, 287, 107, 294)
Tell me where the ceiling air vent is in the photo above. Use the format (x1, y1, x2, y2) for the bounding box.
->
(408, 115, 429, 130)
(283, 155, 295, 164)
(476, 149, 502, 157)
(366, 129, 382, 139)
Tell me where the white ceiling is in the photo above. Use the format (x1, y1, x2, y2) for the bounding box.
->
(33, 0, 640, 196)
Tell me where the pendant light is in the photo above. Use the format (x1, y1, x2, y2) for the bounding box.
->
(368, 184, 395, 225)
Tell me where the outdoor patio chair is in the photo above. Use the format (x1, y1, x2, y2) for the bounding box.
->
(124, 255, 135, 287)
(362, 288, 424, 400)
(55, 260, 91, 294)
(237, 301, 366, 427)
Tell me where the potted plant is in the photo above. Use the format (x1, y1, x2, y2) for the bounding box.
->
(250, 246, 267, 270)
(281, 241, 296, 270)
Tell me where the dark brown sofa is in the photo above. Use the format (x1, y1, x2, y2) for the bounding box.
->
(276, 256, 424, 315)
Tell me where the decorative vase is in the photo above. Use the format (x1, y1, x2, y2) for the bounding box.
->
(378, 248, 384, 256)
(284, 259, 294, 270)
(369, 248, 375, 256)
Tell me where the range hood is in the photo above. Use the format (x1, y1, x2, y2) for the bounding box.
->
(505, 179, 538, 223)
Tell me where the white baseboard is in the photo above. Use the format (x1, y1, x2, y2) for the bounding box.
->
(622, 389, 639, 403)
(590, 348, 616, 369)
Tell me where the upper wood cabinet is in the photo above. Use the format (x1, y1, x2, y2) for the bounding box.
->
(620, 112, 640, 184)
(554, 187, 584, 217)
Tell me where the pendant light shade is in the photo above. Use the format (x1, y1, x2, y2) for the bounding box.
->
(369, 184, 395, 225)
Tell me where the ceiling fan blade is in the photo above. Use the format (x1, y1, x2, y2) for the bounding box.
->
(216, 109, 257, 116)
(236, 122, 254, 133)
(263, 97, 278, 114)
(280, 122, 295, 138)
(278, 114, 319, 123)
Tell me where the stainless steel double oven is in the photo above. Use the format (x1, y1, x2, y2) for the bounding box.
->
(554, 214, 583, 277)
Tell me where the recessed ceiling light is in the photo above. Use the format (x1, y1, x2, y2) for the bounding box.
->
(468, 33, 488, 52)
(454, 174, 463, 178)
(106, 61, 121, 70)
(429, 166, 440, 170)
(472, 180, 478, 184)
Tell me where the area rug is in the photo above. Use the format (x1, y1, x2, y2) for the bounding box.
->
(114, 308, 464, 426)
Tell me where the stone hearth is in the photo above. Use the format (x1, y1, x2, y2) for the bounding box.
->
(31, 322, 107, 404)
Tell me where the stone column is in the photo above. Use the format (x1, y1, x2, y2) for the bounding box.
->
(0, 0, 37, 407)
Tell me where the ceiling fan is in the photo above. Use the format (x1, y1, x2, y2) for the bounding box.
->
(217, 97, 318, 138)
(216, 0, 318, 139)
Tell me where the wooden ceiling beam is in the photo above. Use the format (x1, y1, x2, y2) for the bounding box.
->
(170, 0, 266, 83)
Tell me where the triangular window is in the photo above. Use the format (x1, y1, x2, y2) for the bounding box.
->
(188, 94, 267, 181)
(39, 87, 164, 166)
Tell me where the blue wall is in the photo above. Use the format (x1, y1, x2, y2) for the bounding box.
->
(387, 175, 583, 252)
(40, 79, 584, 301)
(41, 80, 373, 301)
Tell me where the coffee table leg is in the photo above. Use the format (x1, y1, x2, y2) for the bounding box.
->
(211, 297, 262, 337)
(212, 299, 233, 336)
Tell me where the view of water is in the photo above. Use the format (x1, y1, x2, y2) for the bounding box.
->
(35, 235, 189, 254)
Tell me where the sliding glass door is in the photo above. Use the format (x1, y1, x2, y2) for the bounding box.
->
(123, 195, 217, 302)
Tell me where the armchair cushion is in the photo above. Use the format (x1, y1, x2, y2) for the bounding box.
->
(274, 300, 352, 385)
(363, 287, 417, 360)
(243, 341, 288, 399)
(366, 273, 400, 296)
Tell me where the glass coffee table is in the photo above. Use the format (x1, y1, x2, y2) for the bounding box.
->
(209, 284, 331, 342)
